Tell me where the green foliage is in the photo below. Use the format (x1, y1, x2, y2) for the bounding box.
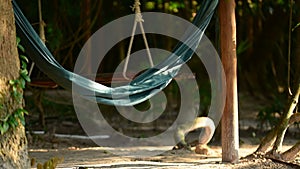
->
(237, 40, 250, 55)
(292, 22, 300, 32)
(0, 108, 28, 135)
(46, 23, 63, 51)
(257, 98, 285, 129)
(145, 0, 185, 12)
(0, 37, 30, 135)
(145, 1, 155, 10)
(10, 37, 31, 102)
(34, 157, 64, 169)
(16, 37, 31, 82)
(276, 0, 285, 5)
(168, 1, 185, 13)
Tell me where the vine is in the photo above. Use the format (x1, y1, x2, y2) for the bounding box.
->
(0, 37, 30, 135)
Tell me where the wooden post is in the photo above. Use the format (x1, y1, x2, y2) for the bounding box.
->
(219, 0, 239, 163)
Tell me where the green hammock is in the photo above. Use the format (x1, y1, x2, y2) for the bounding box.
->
(13, 0, 218, 106)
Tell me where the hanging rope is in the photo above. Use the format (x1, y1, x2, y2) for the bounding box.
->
(13, 0, 219, 105)
(122, 0, 154, 80)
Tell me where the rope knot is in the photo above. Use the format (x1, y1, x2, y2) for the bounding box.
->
(131, 0, 143, 22)
(135, 13, 144, 22)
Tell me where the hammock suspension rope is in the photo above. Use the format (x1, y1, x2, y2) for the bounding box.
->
(123, 0, 154, 80)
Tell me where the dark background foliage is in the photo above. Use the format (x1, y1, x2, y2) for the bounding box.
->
(17, 0, 300, 128)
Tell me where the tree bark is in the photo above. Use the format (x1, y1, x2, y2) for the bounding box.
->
(0, 0, 29, 168)
(255, 126, 277, 153)
(255, 83, 300, 160)
(271, 84, 300, 154)
(281, 141, 300, 161)
(289, 112, 300, 124)
(219, 0, 239, 163)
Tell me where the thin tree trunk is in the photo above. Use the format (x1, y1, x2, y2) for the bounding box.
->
(255, 84, 300, 155)
(271, 84, 300, 154)
(0, 0, 29, 168)
(219, 0, 239, 163)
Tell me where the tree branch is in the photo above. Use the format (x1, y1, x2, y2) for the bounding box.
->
(289, 112, 300, 124)
(281, 141, 300, 161)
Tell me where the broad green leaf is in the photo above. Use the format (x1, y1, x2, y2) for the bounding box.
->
(18, 44, 25, 53)
(2, 122, 9, 134)
(20, 69, 28, 75)
(9, 80, 16, 85)
(20, 55, 29, 63)
(20, 79, 26, 89)
(16, 37, 21, 45)
(22, 74, 31, 83)
(22, 109, 29, 115)
(21, 61, 27, 69)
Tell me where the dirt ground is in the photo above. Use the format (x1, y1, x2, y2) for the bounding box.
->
(25, 90, 300, 168)
(28, 137, 300, 169)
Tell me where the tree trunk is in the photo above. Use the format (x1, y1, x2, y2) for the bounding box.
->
(219, 0, 239, 163)
(271, 84, 300, 154)
(0, 0, 29, 168)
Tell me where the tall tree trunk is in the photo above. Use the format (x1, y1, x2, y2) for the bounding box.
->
(0, 0, 29, 168)
(219, 0, 239, 163)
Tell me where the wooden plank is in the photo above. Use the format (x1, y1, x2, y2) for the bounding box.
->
(219, 0, 239, 163)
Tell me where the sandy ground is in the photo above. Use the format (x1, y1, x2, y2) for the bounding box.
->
(28, 137, 300, 169)
(25, 91, 300, 168)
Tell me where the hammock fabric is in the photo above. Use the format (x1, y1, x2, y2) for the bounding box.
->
(13, 0, 218, 106)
